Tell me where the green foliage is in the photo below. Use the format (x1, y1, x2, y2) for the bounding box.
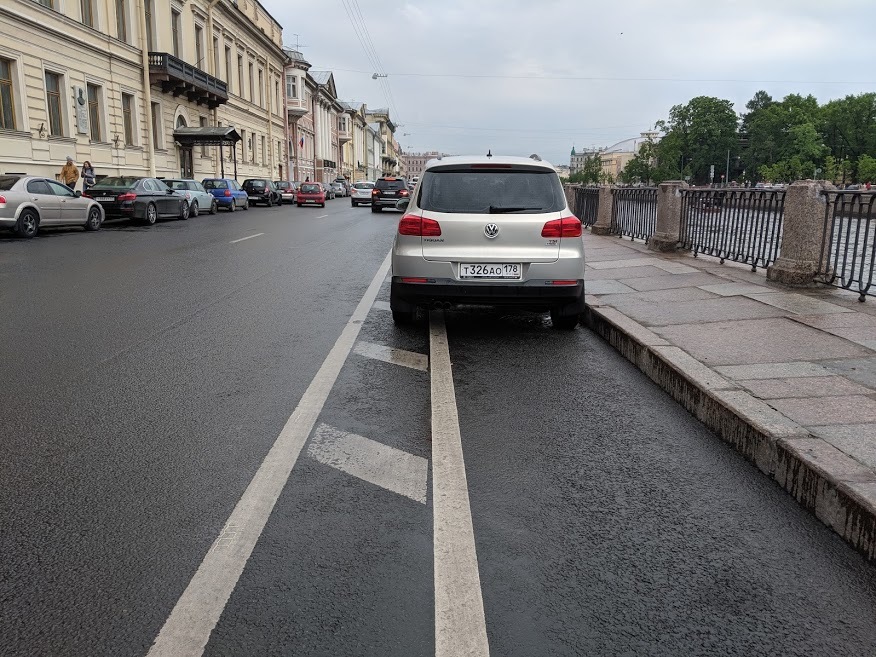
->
(568, 154, 604, 185)
(619, 138, 657, 184)
(858, 155, 876, 183)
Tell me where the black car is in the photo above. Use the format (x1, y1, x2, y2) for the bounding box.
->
(371, 176, 410, 212)
(242, 179, 281, 207)
(84, 176, 189, 225)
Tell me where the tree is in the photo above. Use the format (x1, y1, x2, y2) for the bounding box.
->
(821, 93, 876, 179)
(858, 155, 876, 184)
(619, 138, 657, 184)
(568, 153, 604, 185)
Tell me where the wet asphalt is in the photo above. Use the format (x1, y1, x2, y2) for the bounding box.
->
(2, 200, 876, 656)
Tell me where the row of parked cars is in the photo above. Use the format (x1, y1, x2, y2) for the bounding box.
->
(0, 174, 355, 238)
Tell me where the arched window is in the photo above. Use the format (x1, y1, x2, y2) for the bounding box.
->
(176, 115, 187, 129)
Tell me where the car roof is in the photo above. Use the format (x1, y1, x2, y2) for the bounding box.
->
(423, 155, 555, 171)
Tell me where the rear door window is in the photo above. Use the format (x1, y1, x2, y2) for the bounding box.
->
(418, 169, 565, 214)
(27, 179, 53, 195)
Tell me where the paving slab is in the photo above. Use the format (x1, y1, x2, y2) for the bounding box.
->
(622, 272, 729, 292)
(745, 292, 854, 315)
(583, 265, 668, 281)
(739, 376, 873, 399)
(587, 257, 664, 270)
(584, 250, 651, 263)
(655, 318, 873, 366)
(794, 313, 876, 329)
(652, 262, 700, 275)
(596, 287, 718, 306)
(604, 296, 786, 328)
(768, 396, 876, 427)
(716, 362, 837, 380)
(812, 424, 876, 470)
(584, 280, 637, 295)
(824, 357, 876, 388)
(698, 282, 774, 296)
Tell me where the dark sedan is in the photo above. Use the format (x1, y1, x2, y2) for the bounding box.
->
(242, 179, 282, 207)
(85, 177, 189, 225)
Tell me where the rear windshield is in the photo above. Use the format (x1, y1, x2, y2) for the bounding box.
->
(300, 184, 321, 193)
(94, 176, 139, 189)
(246, 180, 266, 187)
(203, 180, 228, 190)
(275, 182, 290, 189)
(353, 182, 374, 189)
(0, 176, 21, 190)
(376, 179, 406, 191)
(418, 169, 565, 214)
(165, 180, 188, 190)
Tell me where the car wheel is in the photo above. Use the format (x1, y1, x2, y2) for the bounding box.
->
(351, 200, 356, 207)
(371, 205, 381, 213)
(297, 203, 302, 207)
(84, 206, 102, 231)
(15, 208, 39, 238)
(267, 197, 273, 207)
(144, 202, 158, 225)
(392, 309, 415, 326)
(320, 203, 325, 208)
(550, 309, 579, 330)
(210, 199, 218, 214)
(179, 200, 190, 220)
(190, 201, 199, 217)
(228, 199, 236, 213)
(243, 199, 249, 211)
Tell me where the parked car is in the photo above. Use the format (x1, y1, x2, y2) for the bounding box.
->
(334, 177, 351, 195)
(85, 176, 189, 225)
(371, 176, 410, 212)
(321, 182, 336, 200)
(274, 181, 299, 204)
(330, 182, 347, 197)
(350, 181, 375, 207)
(390, 155, 584, 329)
(163, 178, 217, 216)
(243, 178, 282, 207)
(0, 175, 104, 238)
(297, 182, 326, 207)
(202, 178, 249, 212)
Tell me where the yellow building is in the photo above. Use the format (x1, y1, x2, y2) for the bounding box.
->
(0, 0, 287, 185)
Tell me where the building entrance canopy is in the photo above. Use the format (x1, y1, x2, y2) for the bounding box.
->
(173, 127, 241, 179)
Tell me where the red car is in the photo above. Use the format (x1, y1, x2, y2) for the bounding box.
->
(296, 182, 325, 208)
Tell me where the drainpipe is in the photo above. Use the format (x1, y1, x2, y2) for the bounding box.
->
(138, 0, 156, 176)
(207, 0, 221, 174)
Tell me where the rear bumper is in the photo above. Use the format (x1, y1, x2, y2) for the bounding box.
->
(373, 196, 404, 208)
(351, 196, 372, 203)
(390, 278, 585, 314)
(214, 196, 234, 206)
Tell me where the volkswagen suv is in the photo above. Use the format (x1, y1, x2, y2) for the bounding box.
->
(390, 155, 585, 329)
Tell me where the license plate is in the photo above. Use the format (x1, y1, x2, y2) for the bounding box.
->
(97, 197, 114, 202)
(459, 263, 522, 279)
(384, 191, 396, 196)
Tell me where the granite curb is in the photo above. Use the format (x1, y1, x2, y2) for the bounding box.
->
(585, 303, 876, 563)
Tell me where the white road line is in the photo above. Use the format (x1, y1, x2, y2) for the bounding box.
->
(146, 250, 393, 657)
(229, 232, 264, 244)
(430, 310, 490, 657)
(353, 340, 429, 371)
(316, 214, 328, 218)
(308, 423, 428, 504)
(372, 300, 392, 312)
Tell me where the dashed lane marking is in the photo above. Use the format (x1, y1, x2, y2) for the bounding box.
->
(229, 232, 264, 244)
(430, 310, 490, 657)
(145, 251, 393, 657)
(308, 423, 428, 504)
(316, 214, 328, 218)
(353, 340, 429, 371)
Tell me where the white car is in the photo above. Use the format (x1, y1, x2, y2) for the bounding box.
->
(390, 154, 585, 329)
(163, 179, 218, 216)
(350, 181, 375, 206)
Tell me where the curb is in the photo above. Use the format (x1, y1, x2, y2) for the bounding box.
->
(585, 303, 876, 563)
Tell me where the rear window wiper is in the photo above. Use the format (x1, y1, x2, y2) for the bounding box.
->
(488, 205, 544, 213)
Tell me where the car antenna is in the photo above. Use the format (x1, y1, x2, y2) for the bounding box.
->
(486, 149, 492, 158)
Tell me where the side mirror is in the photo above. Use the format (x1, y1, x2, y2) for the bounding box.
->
(74, 190, 82, 198)
(396, 198, 410, 211)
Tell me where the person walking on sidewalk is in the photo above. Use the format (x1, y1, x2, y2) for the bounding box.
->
(82, 161, 96, 192)
(60, 156, 79, 191)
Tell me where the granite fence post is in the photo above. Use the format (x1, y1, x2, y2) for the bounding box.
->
(591, 185, 614, 236)
(767, 180, 832, 285)
(649, 180, 687, 252)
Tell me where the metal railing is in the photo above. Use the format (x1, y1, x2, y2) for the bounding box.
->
(148, 52, 228, 100)
(679, 189, 785, 271)
(569, 186, 599, 226)
(611, 187, 657, 242)
(818, 191, 876, 301)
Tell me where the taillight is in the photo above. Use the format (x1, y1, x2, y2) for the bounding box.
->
(117, 192, 137, 202)
(224, 189, 232, 197)
(398, 214, 441, 236)
(541, 215, 582, 238)
(0, 195, 5, 205)
(371, 189, 379, 195)
(399, 189, 409, 197)
(82, 191, 92, 198)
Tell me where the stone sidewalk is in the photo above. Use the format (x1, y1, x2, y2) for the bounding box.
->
(582, 232, 876, 561)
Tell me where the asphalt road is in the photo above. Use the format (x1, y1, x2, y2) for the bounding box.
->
(2, 199, 876, 656)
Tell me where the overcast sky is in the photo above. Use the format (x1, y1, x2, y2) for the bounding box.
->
(262, 0, 874, 165)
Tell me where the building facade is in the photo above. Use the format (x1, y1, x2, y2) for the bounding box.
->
(0, 0, 287, 185)
(402, 151, 444, 179)
(366, 108, 400, 176)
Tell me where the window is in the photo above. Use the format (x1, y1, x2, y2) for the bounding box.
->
(258, 69, 264, 107)
(171, 10, 181, 58)
(199, 116, 207, 156)
(248, 62, 254, 102)
(239, 129, 245, 161)
(121, 93, 134, 145)
(418, 170, 565, 214)
(151, 102, 162, 148)
(47, 180, 76, 197)
(144, 0, 154, 51)
(0, 58, 15, 130)
(225, 47, 232, 90)
(285, 74, 297, 99)
(35, 0, 55, 7)
(80, 0, 94, 27)
(195, 25, 204, 67)
(45, 71, 62, 136)
(115, 0, 127, 42)
(87, 83, 101, 141)
(27, 179, 53, 195)
(237, 56, 244, 98)
(275, 80, 279, 111)
(213, 38, 219, 76)
(261, 135, 266, 165)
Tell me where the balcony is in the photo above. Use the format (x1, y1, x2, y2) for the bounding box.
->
(148, 52, 228, 109)
(338, 128, 352, 143)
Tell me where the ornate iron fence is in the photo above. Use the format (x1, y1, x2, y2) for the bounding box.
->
(817, 191, 876, 301)
(611, 187, 657, 242)
(570, 186, 600, 226)
(679, 189, 785, 271)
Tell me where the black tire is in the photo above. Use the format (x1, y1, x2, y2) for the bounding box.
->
(84, 205, 102, 231)
(320, 203, 325, 208)
(351, 200, 356, 207)
(267, 197, 273, 207)
(297, 203, 302, 207)
(550, 309, 579, 330)
(392, 309, 415, 326)
(144, 202, 158, 225)
(210, 199, 217, 215)
(179, 200, 190, 220)
(243, 199, 249, 211)
(15, 208, 39, 238)
(371, 205, 382, 213)
(190, 201, 199, 217)
(228, 199, 236, 213)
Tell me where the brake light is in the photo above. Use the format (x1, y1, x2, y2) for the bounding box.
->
(541, 215, 582, 238)
(224, 189, 232, 197)
(398, 214, 441, 236)
(402, 277, 429, 284)
(117, 192, 137, 202)
(372, 189, 379, 195)
(81, 191, 92, 198)
(0, 195, 5, 205)
(548, 280, 578, 286)
(399, 189, 409, 197)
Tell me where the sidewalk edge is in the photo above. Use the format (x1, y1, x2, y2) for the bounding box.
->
(585, 304, 876, 563)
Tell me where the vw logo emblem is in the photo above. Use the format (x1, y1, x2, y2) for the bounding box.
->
(484, 223, 499, 239)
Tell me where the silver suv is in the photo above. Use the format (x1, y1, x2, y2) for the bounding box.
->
(390, 154, 585, 329)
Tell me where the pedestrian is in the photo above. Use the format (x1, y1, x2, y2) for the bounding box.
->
(60, 156, 79, 191)
(82, 160, 96, 192)
(867, 181, 872, 191)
